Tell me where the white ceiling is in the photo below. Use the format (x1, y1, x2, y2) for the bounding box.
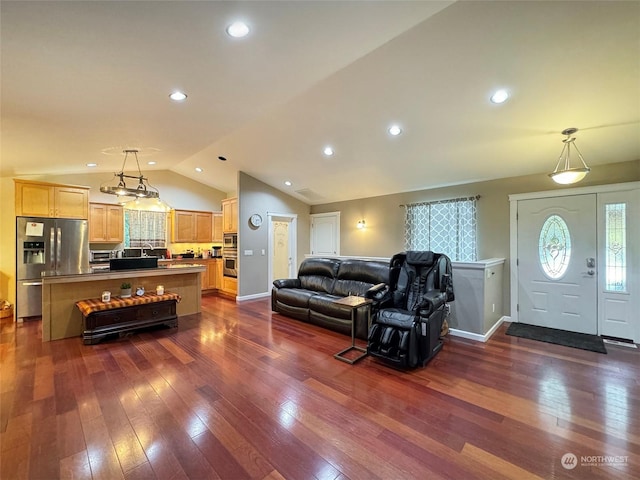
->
(2, 1, 639, 205)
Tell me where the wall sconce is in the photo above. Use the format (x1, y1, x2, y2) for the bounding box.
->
(357, 220, 366, 229)
(549, 128, 591, 185)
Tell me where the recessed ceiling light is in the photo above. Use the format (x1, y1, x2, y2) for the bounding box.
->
(284, 181, 292, 186)
(195, 167, 203, 173)
(86, 163, 97, 167)
(227, 21, 249, 38)
(388, 124, 402, 136)
(490, 89, 509, 104)
(323, 146, 334, 156)
(218, 156, 227, 161)
(147, 161, 156, 165)
(169, 91, 187, 101)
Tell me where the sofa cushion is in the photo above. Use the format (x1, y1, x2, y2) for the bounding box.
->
(275, 288, 318, 308)
(332, 260, 389, 297)
(308, 293, 351, 320)
(298, 258, 341, 293)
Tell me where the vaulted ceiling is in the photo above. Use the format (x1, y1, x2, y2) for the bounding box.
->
(2, 1, 639, 204)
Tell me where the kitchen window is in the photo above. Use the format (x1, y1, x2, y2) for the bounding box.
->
(124, 209, 168, 248)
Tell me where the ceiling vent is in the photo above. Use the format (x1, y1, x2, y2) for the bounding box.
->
(294, 188, 325, 202)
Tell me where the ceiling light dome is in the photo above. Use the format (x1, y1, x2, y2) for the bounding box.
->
(169, 91, 187, 101)
(388, 124, 402, 136)
(323, 146, 334, 156)
(490, 89, 509, 104)
(227, 22, 250, 38)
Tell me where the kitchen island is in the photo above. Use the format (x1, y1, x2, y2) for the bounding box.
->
(41, 263, 206, 341)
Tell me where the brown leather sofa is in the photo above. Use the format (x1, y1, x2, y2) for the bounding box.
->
(271, 257, 390, 339)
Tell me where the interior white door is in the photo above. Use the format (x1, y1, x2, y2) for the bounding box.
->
(310, 212, 340, 256)
(517, 194, 597, 334)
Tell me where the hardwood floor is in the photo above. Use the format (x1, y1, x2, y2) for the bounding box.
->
(1, 295, 638, 479)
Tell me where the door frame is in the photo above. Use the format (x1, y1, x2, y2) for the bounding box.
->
(267, 212, 297, 291)
(509, 181, 640, 333)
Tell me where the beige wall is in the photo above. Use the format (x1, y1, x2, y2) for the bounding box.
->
(0, 171, 227, 305)
(310, 159, 640, 316)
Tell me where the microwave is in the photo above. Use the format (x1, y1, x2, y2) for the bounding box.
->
(223, 233, 237, 248)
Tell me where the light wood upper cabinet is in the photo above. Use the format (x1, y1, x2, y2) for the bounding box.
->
(15, 179, 89, 219)
(222, 197, 238, 233)
(195, 211, 213, 243)
(89, 203, 123, 243)
(172, 210, 195, 243)
(171, 209, 213, 243)
(212, 212, 223, 242)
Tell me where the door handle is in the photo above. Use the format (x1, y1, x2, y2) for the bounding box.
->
(582, 270, 595, 276)
(586, 257, 596, 268)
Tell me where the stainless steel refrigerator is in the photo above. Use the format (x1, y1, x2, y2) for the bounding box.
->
(16, 217, 89, 319)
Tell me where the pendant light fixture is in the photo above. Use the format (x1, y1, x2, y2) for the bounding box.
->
(100, 149, 160, 198)
(549, 128, 591, 185)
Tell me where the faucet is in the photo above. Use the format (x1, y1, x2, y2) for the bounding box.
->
(141, 243, 154, 257)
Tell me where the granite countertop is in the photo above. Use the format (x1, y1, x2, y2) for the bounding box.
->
(41, 263, 207, 283)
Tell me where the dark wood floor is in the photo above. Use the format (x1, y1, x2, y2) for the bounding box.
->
(1, 295, 638, 480)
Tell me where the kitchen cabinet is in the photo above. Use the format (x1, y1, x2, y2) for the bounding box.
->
(212, 212, 223, 242)
(222, 197, 238, 233)
(213, 259, 223, 289)
(89, 203, 123, 243)
(171, 209, 213, 243)
(164, 258, 222, 292)
(200, 258, 223, 291)
(221, 275, 237, 296)
(15, 179, 89, 219)
(195, 211, 212, 242)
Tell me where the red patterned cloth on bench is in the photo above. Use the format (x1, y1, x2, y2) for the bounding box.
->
(75, 292, 181, 317)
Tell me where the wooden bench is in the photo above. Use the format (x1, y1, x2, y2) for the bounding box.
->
(75, 292, 181, 344)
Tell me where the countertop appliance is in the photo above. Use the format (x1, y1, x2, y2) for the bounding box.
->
(16, 217, 89, 320)
(90, 249, 115, 263)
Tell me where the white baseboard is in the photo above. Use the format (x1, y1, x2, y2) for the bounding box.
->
(237, 291, 271, 302)
(449, 316, 511, 343)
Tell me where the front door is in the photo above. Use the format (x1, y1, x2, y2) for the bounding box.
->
(517, 194, 597, 334)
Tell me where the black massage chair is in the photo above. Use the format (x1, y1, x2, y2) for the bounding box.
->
(367, 251, 454, 369)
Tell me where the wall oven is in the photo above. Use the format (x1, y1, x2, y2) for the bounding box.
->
(222, 233, 238, 277)
(223, 251, 237, 278)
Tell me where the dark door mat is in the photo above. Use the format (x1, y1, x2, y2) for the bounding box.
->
(506, 322, 607, 354)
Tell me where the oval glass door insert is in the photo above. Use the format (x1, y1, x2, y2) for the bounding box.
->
(539, 214, 571, 279)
